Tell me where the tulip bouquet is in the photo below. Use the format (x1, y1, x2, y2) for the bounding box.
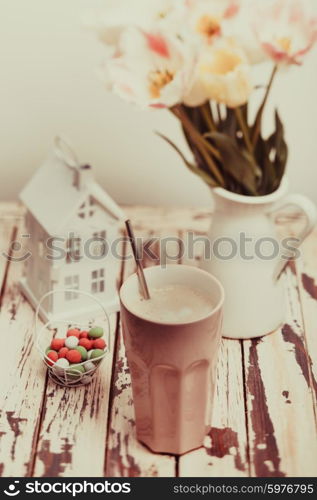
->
(91, 0, 317, 196)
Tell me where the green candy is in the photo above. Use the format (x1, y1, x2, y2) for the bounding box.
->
(67, 364, 85, 379)
(89, 349, 104, 363)
(89, 326, 104, 339)
(75, 346, 88, 360)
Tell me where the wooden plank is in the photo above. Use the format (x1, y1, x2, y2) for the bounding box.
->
(2, 203, 315, 478)
(179, 340, 249, 477)
(243, 266, 317, 477)
(123, 206, 211, 234)
(0, 202, 24, 220)
(105, 227, 177, 476)
(178, 231, 248, 477)
(0, 217, 47, 477)
(296, 230, 317, 412)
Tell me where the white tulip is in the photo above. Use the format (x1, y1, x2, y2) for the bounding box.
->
(222, 0, 267, 65)
(197, 39, 253, 108)
(105, 27, 197, 108)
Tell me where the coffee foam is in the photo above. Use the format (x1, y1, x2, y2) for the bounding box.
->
(129, 284, 214, 324)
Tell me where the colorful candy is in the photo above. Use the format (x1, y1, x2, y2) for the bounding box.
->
(84, 361, 95, 372)
(66, 349, 82, 363)
(87, 349, 94, 359)
(92, 338, 106, 350)
(89, 349, 104, 363)
(58, 347, 69, 359)
(46, 350, 58, 366)
(65, 336, 79, 349)
(45, 325, 106, 378)
(78, 338, 93, 350)
(75, 346, 88, 361)
(67, 328, 80, 338)
(88, 326, 104, 339)
(79, 331, 89, 339)
(50, 338, 65, 351)
(54, 358, 70, 370)
(67, 364, 85, 378)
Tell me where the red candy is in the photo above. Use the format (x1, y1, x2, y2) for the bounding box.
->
(79, 338, 93, 350)
(66, 349, 82, 363)
(51, 338, 65, 351)
(79, 331, 89, 339)
(93, 339, 106, 350)
(67, 328, 80, 338)
(46, 351, 58, 366)
(58, 347, 69, 359)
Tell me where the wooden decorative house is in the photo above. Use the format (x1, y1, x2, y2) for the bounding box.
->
(19, 139, 125, 321)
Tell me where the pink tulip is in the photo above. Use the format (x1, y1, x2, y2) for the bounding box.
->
(254, 0, 317, 65)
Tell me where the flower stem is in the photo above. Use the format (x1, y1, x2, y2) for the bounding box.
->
(252, 65, 278, 147)
(234, 107, 253, 156)
(171, 106, 225, 186)
(216, 104, 222, 124)
(173, 106, 221, 160)
(200, 102, 217, 133)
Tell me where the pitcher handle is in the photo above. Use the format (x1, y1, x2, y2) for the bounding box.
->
(270, 194, 317, 281)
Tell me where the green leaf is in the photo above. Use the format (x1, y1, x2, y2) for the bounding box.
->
(218, 108, 237, 139)
(156, 132, 218, 188)
(182, 105, 205, 135)
(264, 110, 288, 192)
(255, 110, 288, 194)
(272, 109, 288, 182)
(254, 135, 276, 194)
(251, 66, 278, 147)
(207, 132, 258, 195)
(240, 103, 249, 127)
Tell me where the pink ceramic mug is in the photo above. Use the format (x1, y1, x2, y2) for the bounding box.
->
(120, 264, 224, 455)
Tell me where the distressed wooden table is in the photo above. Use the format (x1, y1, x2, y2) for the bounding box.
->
(0, 202, 316, 478)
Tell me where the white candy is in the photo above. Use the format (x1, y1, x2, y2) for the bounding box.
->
(84, 361, 96, 373)
(65, 336, 79, 349)
(52, 358, 70, 374)
(55, 358, 70, 369)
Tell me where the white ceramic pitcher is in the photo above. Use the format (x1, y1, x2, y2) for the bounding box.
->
(201, 178, 317, 339)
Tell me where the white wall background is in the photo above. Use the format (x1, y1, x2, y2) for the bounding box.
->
(1, 0, 317, 207)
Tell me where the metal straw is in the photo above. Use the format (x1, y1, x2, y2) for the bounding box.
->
(125, 220, 151, 300)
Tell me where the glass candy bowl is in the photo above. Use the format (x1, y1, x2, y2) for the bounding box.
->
(35, 289, 110, 387)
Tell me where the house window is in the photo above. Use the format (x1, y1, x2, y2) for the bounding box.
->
(65, 275, 79, 300)
(91, 269, 105, 294)
(78, 197, 95, 219)
(66, 237, 81, 263)
(92, 231, 107, 258)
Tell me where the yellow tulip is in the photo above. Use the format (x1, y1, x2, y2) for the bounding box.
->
(198, 40, 252, 108)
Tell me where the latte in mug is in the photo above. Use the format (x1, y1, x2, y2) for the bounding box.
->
(120, 265, 224, 455)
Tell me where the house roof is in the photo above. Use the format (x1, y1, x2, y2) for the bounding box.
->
(20, 152, 126, 235)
